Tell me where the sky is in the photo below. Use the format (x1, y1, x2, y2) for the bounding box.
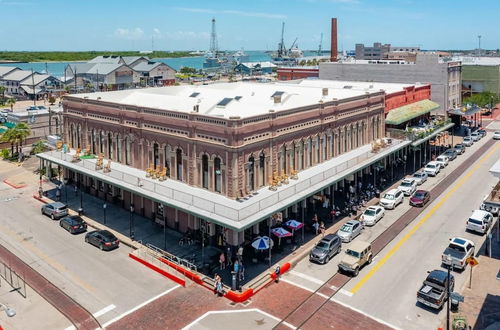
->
(0, 0, 499, 51)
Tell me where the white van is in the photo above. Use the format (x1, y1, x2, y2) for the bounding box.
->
(466, 210, 493, 234)
(379, 189, 404, 210)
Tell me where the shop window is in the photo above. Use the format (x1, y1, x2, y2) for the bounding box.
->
(214, 157, 222, 193)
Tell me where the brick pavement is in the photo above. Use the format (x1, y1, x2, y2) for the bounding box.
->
(0, 243, 100, 330)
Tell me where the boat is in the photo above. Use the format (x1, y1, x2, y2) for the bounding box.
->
(271, 23, 300, 66)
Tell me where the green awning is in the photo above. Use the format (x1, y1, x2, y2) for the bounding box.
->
(385, 99, 440, 126)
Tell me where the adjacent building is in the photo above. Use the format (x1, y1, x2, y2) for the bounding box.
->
(451, 56, 500, 99)
(355, 43, 420, 60)
(319, 52, 462, 115)
(276, 67, 319, 81)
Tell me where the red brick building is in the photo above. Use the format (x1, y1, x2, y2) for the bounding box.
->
(277, 67, 319, 81)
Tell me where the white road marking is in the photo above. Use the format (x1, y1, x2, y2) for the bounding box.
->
(181, 308, 296, 330)
(330, 297, 402, 330)
(339, 289, 353, 297)
(280, 278, 330, 299)
(93, 304, 116, 318)
(63, 326, 75, 330)
(288, 270, 324, 285)
(330, 285, 338, 291)
(101, 285, 180, 328)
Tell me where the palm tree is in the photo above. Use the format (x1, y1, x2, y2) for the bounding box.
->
(6, 98, 15, 111)
(1, 128, 16, 156)
(14, 122, 31, 154)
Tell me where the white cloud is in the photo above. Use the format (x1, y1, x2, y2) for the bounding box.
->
(175, 7, 286, 19)
(113, 28, 145, 40)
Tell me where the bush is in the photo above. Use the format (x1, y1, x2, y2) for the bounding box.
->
(48, 96, 56, 105)
(1, 148, 10, 159)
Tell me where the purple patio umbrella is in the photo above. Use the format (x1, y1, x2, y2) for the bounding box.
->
(285, 219, 304, 234)
(271, 227, 293, 245)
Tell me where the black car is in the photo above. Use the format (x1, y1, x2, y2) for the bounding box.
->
(59, 215, 87, 234)
(309, 234, 342, 264)
(453, 144, 465, 155)
(477, 129, 487, 137)
(443, 149, 457, 161)
(85, 230, 119, 251)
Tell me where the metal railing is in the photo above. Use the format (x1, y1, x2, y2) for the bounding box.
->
(146, 243, 197, 273)
(41, 140, 403, 224)
(0, 261, 27, 298)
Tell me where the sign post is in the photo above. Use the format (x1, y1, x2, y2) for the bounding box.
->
(466, 256, 479, 289)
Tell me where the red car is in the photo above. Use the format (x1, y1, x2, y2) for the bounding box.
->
(409, 190, 430, 207)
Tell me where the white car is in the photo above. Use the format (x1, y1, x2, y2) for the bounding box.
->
(360, 206, 385, 226)
(493, 131, 500, 140)
(435, 155, 449, 169)
(424, 161, 440, 177)
(470, 131, 481, 141)
(412, 171, 428, 185)
(462, 136, 474, 146)
(466, 210, 493, 234)
(379, 189, 404, 210)
(398, 178, 417, 196)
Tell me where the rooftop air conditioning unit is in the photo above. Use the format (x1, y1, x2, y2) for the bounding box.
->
(322, 88, 328, 96)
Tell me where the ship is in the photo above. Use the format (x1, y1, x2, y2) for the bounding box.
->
(271, 22, 301, 66)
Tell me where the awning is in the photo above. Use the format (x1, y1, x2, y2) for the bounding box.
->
(385, 99, 440, 125)
(448, 105, 482, 117)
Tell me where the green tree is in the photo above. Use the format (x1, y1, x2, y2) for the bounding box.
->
(0, 86, 5, 99)
(463, 92, 500, 108)
(6, 98, 15, 111)
(1, 123, 31, 155)
(48, 95, 56, 105)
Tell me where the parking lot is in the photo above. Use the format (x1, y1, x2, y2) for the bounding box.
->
(0, 175, 179, 327)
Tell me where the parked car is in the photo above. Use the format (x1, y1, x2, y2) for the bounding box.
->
(453, 144, 465, 155)
(442, 149, 457, 161)
(435, 155, 449, 169)
(424, 161, 440, 177)
(41, 202, 68, 220)
(470, 131, 481, 141)
(59, 215, 87, 234)
(466, 210, 493, 235)
(462, 136, 474, 146)
(27, 106, 38, 111)
(338, 241, 373, 276)
(417, 269, 454, 310)
(360, 206, 385, 226)
(309, 234, 342, 264)
(441, 237, 475, 270)
(379, 189, 404, 209)
(477, 129, 487, 138)
(412, 171, 428, 185)
(494, 131, 500, 140)
(480, 196, 499, 216)
(85, 230, 119, 251)
(398, 178, 417, 196)
(337, 220, 363, 243)
(410, 190, 430, 207)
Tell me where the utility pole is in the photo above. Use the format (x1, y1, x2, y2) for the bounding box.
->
(31, 69, 36, 106)
(317, 33, 323, 56)
(478, 35, 482, 56)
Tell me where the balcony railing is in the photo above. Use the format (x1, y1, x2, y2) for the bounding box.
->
(386, 119, 453, 142)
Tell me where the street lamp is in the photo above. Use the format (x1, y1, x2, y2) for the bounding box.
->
(0, 303, 16, 317)
(63, 178, 68, 204)
(103, 202, 107, 225)
(445, 254, 452, 330)
(129, 204, 135, 240)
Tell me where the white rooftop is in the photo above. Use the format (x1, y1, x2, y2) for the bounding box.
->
(70, 80, 418, 119)
(452, 56, 500, 66)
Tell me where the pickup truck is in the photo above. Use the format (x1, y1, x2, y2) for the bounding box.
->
(417, 270, 454, 310)
(441, 237, 475, 270)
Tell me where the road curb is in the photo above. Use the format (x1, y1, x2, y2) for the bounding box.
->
(3, 178, 27, 189)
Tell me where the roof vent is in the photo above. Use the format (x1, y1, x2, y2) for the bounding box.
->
(192, 105, 200, 112)
(273, 95, 282, 104)
(322, 88, 328, 96)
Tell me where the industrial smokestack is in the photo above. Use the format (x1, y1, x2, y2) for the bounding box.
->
(331, 18, 338, 62)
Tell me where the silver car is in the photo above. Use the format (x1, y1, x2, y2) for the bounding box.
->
(337, 220, 363, 243)
(412, 171, 428, 185)
(41, 202, 68, 220)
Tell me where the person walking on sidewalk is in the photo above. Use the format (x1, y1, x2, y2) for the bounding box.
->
(219, 252, 225, 270)
(319, 222, 326, 237)
(55, 188, 61, 202)
(237, 245, 243, 263)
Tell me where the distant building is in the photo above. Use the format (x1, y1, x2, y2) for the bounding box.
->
(385, 51, 417, 63)
(276, 67, 319, 81)
(319, 52, 461, 115)
(1, 69, 35, 95)
(132, 61, 176, 86)
(451, 56, 500, 99)
(0, 66, 20, 80)
(234, 62, 276, 75)
(355, 43, 420, 60)
(20, 74, 63, 99)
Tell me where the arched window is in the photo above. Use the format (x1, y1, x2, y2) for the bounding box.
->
(248, 156, 255, 191)
(202, 154, 209, 189)
(153, 143, 159, 168)
(329, 134, 334, 158)
(299, 140, 304, 170)
(316, 136, 320, 164)
(125, 137, 131, 165)
(337, 132, 341, 155)
(344, 131, 348, 153)
(259, 152, 265, 186)
(116, 136, 122, 162)
(290, 144, 295, 171)
(176, 148, 183, 181)
(164, 145, 170, 177)
(280, 145, 286, 174)
(322, 136, 326, 161)
(69, 124, 75, 147)
(76, 125, 81, 149)
(351, 126, 355, 150)
(99, 131, 104, 154)
(308, 138, 312, 167)
(214, 157, 222, 193)
(107, 133, 113, 159)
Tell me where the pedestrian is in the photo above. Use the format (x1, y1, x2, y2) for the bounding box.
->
(219, 252, 225, 270)
(233, 259, 239, 274)
(55, 188, 61, 201)
(226, 246, 233, 267)
(319, 222, 325, 237)
(237, 245, 243, 263)
(312, 221, 319, 235)
(213, 273, 220, 294)
(312, 213, 318, 224)
(74, 185, 78, 196)
(322, 196, 329, 209)
(238, 262, 245, 282)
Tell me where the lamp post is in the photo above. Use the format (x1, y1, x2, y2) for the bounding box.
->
(445, 254, 452, 330)
(64, 178, 68, 204)
(0, 303, 16, 317)
(103, 202, 107, 225)
(78, 181, 83, 215)
(129, 204, 135, 240)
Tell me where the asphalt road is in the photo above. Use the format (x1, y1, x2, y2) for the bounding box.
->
(0, 179, 178, 328)
(279, 133, 498, 329)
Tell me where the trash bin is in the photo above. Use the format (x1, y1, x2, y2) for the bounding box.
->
(231, 271, 237, 291)
(450, 298, 459, 312)
(77, 207, 84, 216)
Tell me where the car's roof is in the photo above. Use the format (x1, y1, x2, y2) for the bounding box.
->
(321, 233, 338, 242)
(385, 188, 400, 194)
(436, 155, 447, 159)
(428, 269, 448, 282)
(415, 189, 428, 194)
(348, 240, 371, 251)
(470, 209, 490, 220)
(49, 202, 66, 208)
(450, 237, 472, 245)
(345, 220, 360, 226)
(401, 178, 414, 183)
(426, 161, 438, 166)
(414, 171, 425, 175)
(366, 206, 382, 211)
(455, 143, 464, 146)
